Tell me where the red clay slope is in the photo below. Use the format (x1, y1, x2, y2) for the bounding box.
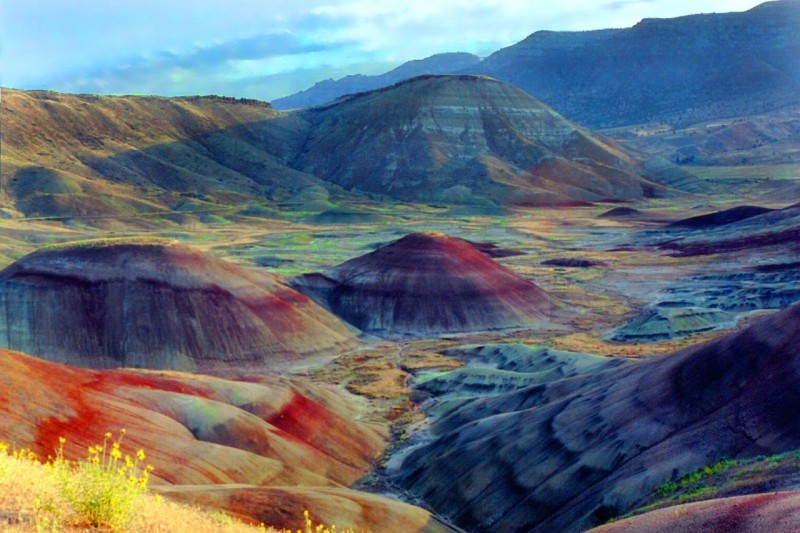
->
(0, 349, 446, 531)
(295, 232, 553, 338)
(0, 239, 357, 370)
(589, 491, 800, 533)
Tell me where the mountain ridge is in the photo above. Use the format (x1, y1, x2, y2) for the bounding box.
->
(272, 1, 800, 129)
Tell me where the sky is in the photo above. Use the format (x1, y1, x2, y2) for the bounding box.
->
(0, 0, 766, 102)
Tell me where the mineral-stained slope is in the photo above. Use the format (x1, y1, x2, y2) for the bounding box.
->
(2, 77, 698, 217)
(0, 349, 446, 531)
(292, 75, 700, 205)
(292, 232, 553, 338)
(0, 239, 357, 370)
(394, 302, 800, 532)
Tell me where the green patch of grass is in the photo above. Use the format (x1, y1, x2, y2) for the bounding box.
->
(683, 163, 800, 180)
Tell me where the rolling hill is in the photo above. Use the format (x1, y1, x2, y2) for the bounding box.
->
(1, 77, 699, 220)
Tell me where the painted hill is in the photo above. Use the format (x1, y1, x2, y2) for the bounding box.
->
(0, 348, 447, 532)
(272, 52, 481, 110)
(1, 79, 699, 219)
(292, 232, 552, 338)
(291, 75, 700, 205)
(661, 203, 800, 256)
(393, 301, 800, 531)
(0, 239, 357, 370)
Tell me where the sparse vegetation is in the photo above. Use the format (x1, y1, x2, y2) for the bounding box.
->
(0, 433, 356, 533)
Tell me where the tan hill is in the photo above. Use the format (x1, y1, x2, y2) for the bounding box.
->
(0, 239, 357, 370)
(0, 89, 340, 223)
(291, 75, 701, 206)
(393, 301, 800, 532)
(0, 348, 448, 532)
(1, 78, 700, 221)
(292, 232, 553, 338)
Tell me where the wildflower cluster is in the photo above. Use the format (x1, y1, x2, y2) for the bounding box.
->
(300, 509, 353, 533)
(52, 429, 155, 529)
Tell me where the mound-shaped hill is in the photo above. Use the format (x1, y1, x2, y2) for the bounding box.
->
(393, 302, 800, 532)
(0, 239, 357, 370)
(292, 232, 552, 338)
(0, 349, 446, 532)
(598, 207, 643, 218)
(293, 75, 700, 206)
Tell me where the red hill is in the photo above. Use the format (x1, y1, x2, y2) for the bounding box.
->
(0, 349, 443, 531)
(293, 232, 552, 338)
(0, 239, 357, 370)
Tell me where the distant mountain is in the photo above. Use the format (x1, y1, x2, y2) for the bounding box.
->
(471, 0, 800, 128)
(271, 52, 481, 110)
(273, 1, 800, 129)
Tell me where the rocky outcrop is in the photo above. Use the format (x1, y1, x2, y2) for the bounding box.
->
(292, 232, 553, 338)
(0, 239, 357, 370)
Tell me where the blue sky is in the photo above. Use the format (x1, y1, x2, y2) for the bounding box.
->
(1, 0, 765, 101)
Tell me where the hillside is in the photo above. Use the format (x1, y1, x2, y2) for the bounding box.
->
(0, 89, 338, 222)
(393, 302, 800, 532)
(290, 75, 700, 205)
(0, 349, 446, 532)
(0, 78, 699, 218)
(0, 239, 357, 370)
(606, 104, 800, 166)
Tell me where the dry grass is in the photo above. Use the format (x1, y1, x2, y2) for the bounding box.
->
(0, 436, 357, 533)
